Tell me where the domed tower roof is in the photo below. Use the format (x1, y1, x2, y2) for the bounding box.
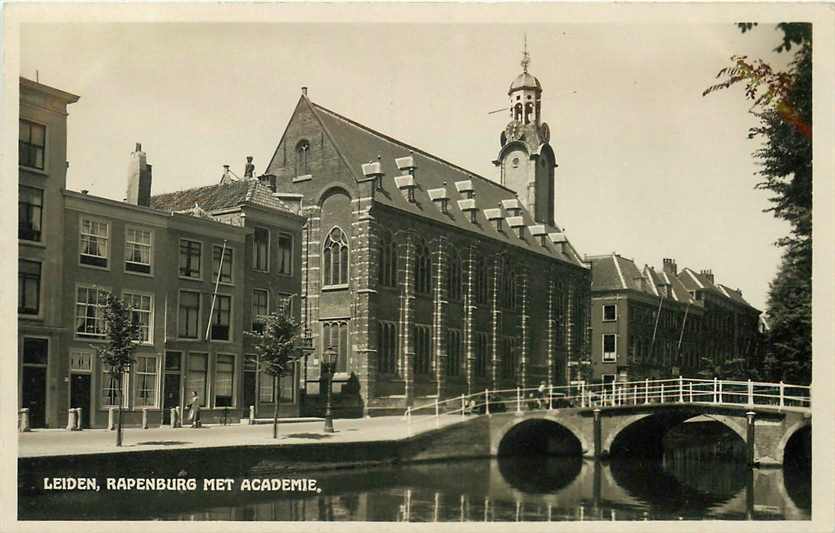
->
(508, 71, 542, 94)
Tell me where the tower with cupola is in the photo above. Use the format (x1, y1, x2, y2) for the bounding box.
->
(495, 40, 556, 226)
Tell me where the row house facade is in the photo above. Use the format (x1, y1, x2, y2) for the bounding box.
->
(259, 59, 592, 414)
(18, 78, 305, 428)
(588, 254, 763, 384)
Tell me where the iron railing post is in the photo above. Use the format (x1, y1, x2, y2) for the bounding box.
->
(516, 387, 522, 414)
(779, 381, 784, 409)
(718, 380, 723, 404)
(678, 376, 684, 403)
(747, 379, 754, 406)
(485, 388, 490, 415)
(689, 382, 693, 403)
(461, 394, 465, 418)
(713, 377, 718, 404)
(644, 379, 649, 404)
(548, 385, 553, 410)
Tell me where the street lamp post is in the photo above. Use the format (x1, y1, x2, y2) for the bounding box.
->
(321, 346, 338, 433)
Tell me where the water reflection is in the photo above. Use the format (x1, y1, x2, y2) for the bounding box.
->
(20, 434, 810, 521)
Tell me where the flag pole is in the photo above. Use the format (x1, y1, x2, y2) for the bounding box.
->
(205, 240, 228, 341)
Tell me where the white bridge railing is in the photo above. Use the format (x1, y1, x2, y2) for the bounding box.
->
(402, 377, 811, 428)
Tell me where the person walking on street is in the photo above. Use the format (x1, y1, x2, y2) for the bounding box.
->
(188, 391, 201, 428)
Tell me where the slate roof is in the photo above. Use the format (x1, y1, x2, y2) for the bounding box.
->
(589, 254, 644, 292)
(151, 178, 292, 214)
(304, 99, 586, 268)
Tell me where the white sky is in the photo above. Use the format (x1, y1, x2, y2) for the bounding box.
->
(20, 22, 793, 311)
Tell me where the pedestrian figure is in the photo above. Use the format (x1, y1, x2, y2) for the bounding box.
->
(537, 380, 547, 409)
(188, 391, 201, 428)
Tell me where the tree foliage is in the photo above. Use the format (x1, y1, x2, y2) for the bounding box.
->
(92, 294, 141, 375)
(704, 23, 811, 384)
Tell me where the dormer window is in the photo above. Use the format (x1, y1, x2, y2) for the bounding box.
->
(295, 140, 310, 177)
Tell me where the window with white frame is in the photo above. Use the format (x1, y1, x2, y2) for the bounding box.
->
(603, 304, 617, 322)
(125, 227, 152, 274)
(75, 286, 109, 338)
(19, 119, 45, 170)
(101, 367, 128, 407)
(211, 294, 232, 341)
(18, 259, 41, 315)
(79, 218, 109, 268)
(212, 245, 233, 284)
(178, 290, 201, 339)
(252, 289, 269, 331)
(253, 227, 270, 272)
(179, 239, 202, 279)
(214, 354, 235, 407)
(187, 353, 208, 407)
(124, 292, 153, 343)
(19, 185, 43, 242)
(277, 233, 293, 275)
(134, 355, 158, 407)
(603, 334, 617, 362)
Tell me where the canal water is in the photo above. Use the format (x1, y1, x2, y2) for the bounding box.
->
(19, 423, 810, 521)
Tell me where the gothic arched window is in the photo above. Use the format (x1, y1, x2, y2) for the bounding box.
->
(295, 139, 310, 176)
(378, 230, 397, 288)
(475, 258, 489, 305)
(447, 248, 463, 302)
(323, 227, 349, 287)
(414, 241, 432, 295)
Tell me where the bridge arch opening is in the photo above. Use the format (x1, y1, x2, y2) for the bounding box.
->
(783, 424, 811, 510)
(609, 413, 746, 461)
(497, 419, 583, 457)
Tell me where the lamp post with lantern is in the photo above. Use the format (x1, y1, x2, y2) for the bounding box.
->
(321, 346, 338, 433)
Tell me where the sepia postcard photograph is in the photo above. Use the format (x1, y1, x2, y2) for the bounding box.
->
(2, 2, 834, 531)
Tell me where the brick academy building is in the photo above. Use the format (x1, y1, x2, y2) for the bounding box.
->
(261, 56, 592, 413)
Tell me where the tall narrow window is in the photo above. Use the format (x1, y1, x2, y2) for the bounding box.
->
(413, 325, 431, 375)
(603, 334, 617, 362)
(19, 119, 45, 170)
(134, 355, 158, 407)
(187, 353, 208, 406)
(501, 258, 516, 310)
(79, 218, 109, 268)
(179, 239, 202, 279)
(212, 246, 233, 284)
(178, 290, 201, 339)
(214, 354, 235, 407)
(18, 259, 41, 315)
(125, 228, 152, 274)
(322, 320, 349, 372)
(378, 230, 398, 288)
(377, 321, 398, 375)
(277, 233, 293, 275)
(75, 286, 109, 338)
(19, 185, 43, 242)
(447, 249, 463, 301)
(124, 292, 153, 343)
(253, 227, 269, 272)
(211, 294, 231, 341)
(603, 304, 617, 322)
(475, 332, 488, 378)
(447, 329, 462, 377)
(414, 242, 432, 295)
(295, 140, 310, 176)
(252, 289, 269, 331)
(101, 367, 127, 408)
(475, 260, 489, 305)
(323, 227, 349, 287)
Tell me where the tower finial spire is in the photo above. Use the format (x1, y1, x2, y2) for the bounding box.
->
(521, 34, 530, 73)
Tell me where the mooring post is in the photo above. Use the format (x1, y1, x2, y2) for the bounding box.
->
(107, 407, 116, 430)
(66, 408, 77, 431)
(249, 405, 255, 424)
(18, 408, 30, 432)
(745, 411, 756, 466)
(75, 407, 83, 430)
(169, 407, 178, 429)
(142, 408, 149, 429)
(593, 408, 602, 458)
(718, 380, 724, 404)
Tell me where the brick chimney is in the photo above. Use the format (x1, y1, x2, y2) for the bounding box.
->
(126, 143, 152, 207)
(662, 257, 677, 276)
(700, 269, 714, 285)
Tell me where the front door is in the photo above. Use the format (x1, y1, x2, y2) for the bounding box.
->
(243, 370, 256, 418)
(22, 366, 46, 428)
(70, 374, 91, 428)
(163, 373, 181, 424)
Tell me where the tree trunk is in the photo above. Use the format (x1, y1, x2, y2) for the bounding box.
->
(116, 373, 123, 447)
(273, 374, 280, 439)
